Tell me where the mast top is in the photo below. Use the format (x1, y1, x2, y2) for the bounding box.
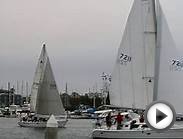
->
(42, 43, 46, 49)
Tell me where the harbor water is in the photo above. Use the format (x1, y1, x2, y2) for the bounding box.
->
(0, 118, 94, 139)
(1, 118, 183, 139)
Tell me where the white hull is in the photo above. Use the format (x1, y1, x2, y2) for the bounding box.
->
(69, 115, 95, 119)
(18, 119, 67, 128)
(92, 127, 183, 138)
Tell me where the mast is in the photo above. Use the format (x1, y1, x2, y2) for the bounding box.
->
(16, 81, 19, 95)
(153, 0, 160, 101)
(92, 83, 97, 108)
(26, 82, 29, 103)
(8, 82, 11, 106)
(21, 80, 24, 105)
(65, 82, 68, 108)
(65, 82, 68, 94)
(141, 0, 157, 105)
(12, 85, 15, 105)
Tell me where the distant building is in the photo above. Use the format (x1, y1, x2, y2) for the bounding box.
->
(96, 93, 103, 98)
(88, 92, 95, 99)
(87, 92, 103, 99)
(0, 89, 22, 107)
(71, 92, 80, 99)
(60, 93, 71, 109)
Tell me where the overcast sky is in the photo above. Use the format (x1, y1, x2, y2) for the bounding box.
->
(0, 0, 183, 94)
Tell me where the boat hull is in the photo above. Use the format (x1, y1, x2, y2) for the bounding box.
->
(69, 115, 95, 119)
(92, 128, 183, 138)
(18, 120, 67, 128)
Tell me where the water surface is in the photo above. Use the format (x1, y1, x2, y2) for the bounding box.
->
(0, 118, 94, 139)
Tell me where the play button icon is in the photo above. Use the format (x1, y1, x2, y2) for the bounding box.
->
(145, 101, 176, 131)
(156, 108, 167, 124)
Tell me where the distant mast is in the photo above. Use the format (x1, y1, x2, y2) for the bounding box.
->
(21, 80, 24, 105)
(65, 82, 68, 108)
(8, 82, 11, 106)
(26, 82, 29, 103)
(16, 81, 19, 95)
(65, 82, 68, 94)
(12, 85, 15, 105)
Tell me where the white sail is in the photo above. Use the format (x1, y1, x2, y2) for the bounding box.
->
(155, 1, 183, 114)
(30, 44, 65, 115)
(110, 0, 156, 109)
(30, 45, 47, 112)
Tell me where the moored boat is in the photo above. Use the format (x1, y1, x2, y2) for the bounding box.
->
(92, 126, 183, 139)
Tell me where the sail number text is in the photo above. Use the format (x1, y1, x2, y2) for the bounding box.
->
(170, 59, 183, 71)
(119, 53, 132, 65)
(172, 60, 183, 67)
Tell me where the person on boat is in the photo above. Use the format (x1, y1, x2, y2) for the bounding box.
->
(95, 117, 102, 128)
(123, 114, 132, 123)
(106, 112, 112, 129)
(115, 112, 123, 130)
(33, 116, 38, 122)
(130, 120, 137, 130)
(139, 114, 144, 123)
(22, 115, 28, 122)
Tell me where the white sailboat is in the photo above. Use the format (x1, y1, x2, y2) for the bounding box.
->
(18, 44, 67, 128)
(92, 0, 183, 138)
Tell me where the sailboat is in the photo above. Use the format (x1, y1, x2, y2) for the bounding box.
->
(92, 0, 183, 138)
(18, 44, 68, 128)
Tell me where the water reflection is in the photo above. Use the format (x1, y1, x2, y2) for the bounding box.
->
(45, 127, 58, 139)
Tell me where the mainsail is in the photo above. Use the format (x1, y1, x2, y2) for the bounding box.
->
(30, 44, 65, 115)
(110, 0, 156, 109)
(30, 45, 47, 112)
(154, 0, 183, 114)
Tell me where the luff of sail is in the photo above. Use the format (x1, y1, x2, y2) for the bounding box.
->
(110, 0, 156, 109)
(154, 0, 183, 114)
(30, 44, 65, 115)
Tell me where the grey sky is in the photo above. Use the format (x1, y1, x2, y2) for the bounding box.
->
(0, 0, 183, 94)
